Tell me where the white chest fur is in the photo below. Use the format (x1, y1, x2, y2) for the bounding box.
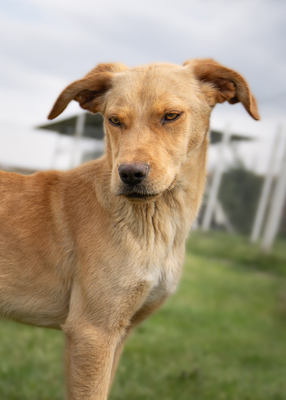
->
(143, 254, 182, 306)
(130, 202, 188, 307)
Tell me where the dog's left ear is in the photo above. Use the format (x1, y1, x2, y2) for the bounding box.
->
(184, 59, 260, 120)
(48, 63, 128, 120)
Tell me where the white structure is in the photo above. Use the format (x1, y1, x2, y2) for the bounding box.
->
(202, 123, 231, 231)
(200, 123, 286, 252)
(250, 126, 283, 244)
(38, 112, 105, 169)
(261, 126, 286, 252)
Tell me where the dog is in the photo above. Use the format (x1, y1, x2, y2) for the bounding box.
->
(0, 59, 259, 399)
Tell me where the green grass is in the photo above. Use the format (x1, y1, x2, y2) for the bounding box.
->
(0, 324, 64, 400)
(1, 231, 286, 400)
(186, 231, 286, 277)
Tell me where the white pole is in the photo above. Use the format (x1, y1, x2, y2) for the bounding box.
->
(250, 127, 282, 243)
(192, 218, 199, 230)
(202, 123, 231, 231)
(70, 113, 86, 168)
(261, 125, 286, 253)
(50, 133, 62, 169)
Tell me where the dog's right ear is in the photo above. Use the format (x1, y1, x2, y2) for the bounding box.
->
(48, 63, 128, 120)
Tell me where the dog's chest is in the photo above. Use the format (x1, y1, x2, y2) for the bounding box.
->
(112, 198, 190, 314)
(133, 215, 186, 306)
(143, 257, 180, 305)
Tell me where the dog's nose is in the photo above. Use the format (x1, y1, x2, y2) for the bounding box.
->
(118, 164, 150, 186)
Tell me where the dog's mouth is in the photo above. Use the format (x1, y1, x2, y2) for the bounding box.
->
(117, 176, 177, 202)
(125, 192, 160, 201)
(116, 184, 161, 202)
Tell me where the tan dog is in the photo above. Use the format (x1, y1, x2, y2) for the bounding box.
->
(0, 59, 259, 399)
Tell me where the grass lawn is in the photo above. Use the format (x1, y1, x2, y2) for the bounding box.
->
(1, 231, 286, 400)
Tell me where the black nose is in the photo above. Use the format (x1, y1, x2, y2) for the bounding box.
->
(118, 163, 150, 186)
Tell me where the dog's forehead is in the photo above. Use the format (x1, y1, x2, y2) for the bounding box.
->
(106, 63, 199, 112)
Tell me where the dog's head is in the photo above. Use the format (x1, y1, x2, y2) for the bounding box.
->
(48, 59, 259, 202)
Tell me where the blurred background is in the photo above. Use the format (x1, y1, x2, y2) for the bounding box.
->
(0, 1, 286, 399)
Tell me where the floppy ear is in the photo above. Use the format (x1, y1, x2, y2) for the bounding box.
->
(48, 63, 128, 120)
(184, 59, 260, 120)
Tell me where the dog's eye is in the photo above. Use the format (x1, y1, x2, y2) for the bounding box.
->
(164, 113, 181, 122)
(109, 116, 121, 126)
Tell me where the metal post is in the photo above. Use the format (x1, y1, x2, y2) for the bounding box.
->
(250, 127, 282, 243)
(261, 125, 286, 253)
(202, 123, 231, 231)
(70, 113, 86, 168)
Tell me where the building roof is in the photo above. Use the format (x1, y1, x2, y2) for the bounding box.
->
(38, 113, 104, 140)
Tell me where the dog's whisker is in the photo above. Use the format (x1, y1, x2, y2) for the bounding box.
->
(178, 176, 199, 194)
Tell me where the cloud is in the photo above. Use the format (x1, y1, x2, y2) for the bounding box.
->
(0, 0, 286, 127)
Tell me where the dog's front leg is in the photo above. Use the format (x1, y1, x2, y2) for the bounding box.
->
(62, 320, 120, 400)
(108, 298, 167, 394)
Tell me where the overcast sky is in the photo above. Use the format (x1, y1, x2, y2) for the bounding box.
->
(0, 0, 286, 170)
